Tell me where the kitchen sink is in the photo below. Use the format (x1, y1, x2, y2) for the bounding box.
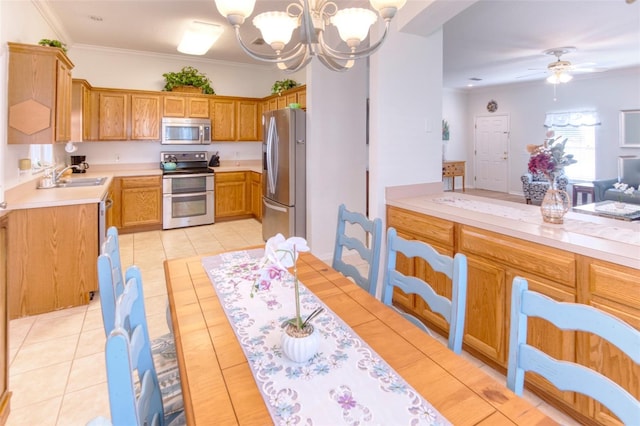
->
(55, 177, 108, 188)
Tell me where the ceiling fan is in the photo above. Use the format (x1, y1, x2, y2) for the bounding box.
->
(518, 46, 603, 84)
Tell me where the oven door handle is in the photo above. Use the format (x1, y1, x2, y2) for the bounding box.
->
(163, 173, 213, 179)
(164, 192, 210, 198)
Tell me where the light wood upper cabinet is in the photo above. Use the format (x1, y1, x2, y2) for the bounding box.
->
(7, 42, 74, 144)
(237, 100, 259, 141)
(131, 94, 161, 140)
(188, 97, 209, 118)
(97, 91, 128, 140)
(85, 88, 161, 141)
(211, 99, 236, 141)
(163, 95, 209, 118)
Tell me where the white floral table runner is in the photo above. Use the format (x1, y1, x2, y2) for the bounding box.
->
(202, 249, 451, 426)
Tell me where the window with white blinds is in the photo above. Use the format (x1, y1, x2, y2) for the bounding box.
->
(545, 111, 599, 182)
(549, 125, 595, 182)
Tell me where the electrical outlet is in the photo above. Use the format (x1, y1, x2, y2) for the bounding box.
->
(115, 154, 120, 162)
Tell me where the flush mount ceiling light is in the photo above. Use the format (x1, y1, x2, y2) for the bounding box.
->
(177, 21, 224, 55)
(213, 0, 406, 72)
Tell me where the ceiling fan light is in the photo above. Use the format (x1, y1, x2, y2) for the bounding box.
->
(331, 8, 377, 46)
(559, 72, 573, 83)
(214, 0, 256, 19)
(253, 11, 298, 51)
(177, 22, 223, 55)
(547, 71, 572, 84)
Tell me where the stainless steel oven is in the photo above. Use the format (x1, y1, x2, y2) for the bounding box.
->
(161, 152, 215, 229)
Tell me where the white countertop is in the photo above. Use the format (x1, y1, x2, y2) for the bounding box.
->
(3, 161, 262, 211)
(388, 192, 640, 270)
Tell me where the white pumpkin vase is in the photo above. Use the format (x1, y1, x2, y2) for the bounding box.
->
(281, 323, 319, 363)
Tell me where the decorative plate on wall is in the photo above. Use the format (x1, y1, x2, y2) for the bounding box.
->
(487, 100, 498, 113)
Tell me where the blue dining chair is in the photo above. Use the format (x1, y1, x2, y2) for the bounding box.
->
(106, 266, 184, 426)
(382, 227, 468, 354)
(507, 277, 640, 425)
(97, 227, 183, 420)
(332, 204, 383, 296)
(98, 227, 124, 337)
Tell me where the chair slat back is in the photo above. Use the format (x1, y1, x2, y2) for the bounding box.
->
(106, 266, 164, 426)
(332, 204, 382, 296)
(382, 227, 468, 354)
(98, 226, 124, 337)
(507, 277, 640, 425)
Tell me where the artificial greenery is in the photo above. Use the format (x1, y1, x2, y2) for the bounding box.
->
(38, 39, 67, 53)
(162, 66, 215, 95)
(271, 79, 298, 96)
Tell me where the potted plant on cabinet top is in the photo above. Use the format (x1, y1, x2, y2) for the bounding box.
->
(38, 39, 67, 53)
(271, 79, 298, 96)
(162, 66, 215, 95)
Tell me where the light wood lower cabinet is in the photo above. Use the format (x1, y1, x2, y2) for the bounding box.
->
(215, 172, 249, 220)
(386, 205, 637, 425)
(8, 205, 98, 319)
(250, 172, 262, 221)
(0, 215, 10, 425)
(111, 176, 162, 233)
(215, 171, 263, 222)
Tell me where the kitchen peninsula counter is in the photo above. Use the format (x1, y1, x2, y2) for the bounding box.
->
(386, 190, 639, 424)
(388, 192, 639, 270)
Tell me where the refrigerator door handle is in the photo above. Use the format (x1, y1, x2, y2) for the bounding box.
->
(266, 116, 277, 195)
(263, 198, 288, 213)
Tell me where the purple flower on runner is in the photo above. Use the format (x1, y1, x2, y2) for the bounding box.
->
(337, 394, 357, 410)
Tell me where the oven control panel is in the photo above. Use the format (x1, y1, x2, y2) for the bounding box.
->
(161, 151, 208, 162)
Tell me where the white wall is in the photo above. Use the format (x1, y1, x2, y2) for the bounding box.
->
(442, 88, 470, 189)
(305, 59, 369, 260)
(369, 28, 444, 226)
(465, 68, 640, 194)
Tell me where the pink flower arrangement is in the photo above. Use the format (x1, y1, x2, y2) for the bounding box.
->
(527, 130, 577, 178)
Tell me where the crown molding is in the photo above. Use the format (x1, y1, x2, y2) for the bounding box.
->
(32, 0, 73, 45)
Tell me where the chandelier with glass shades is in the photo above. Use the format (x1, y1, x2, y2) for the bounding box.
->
(213, 0, 406, 72)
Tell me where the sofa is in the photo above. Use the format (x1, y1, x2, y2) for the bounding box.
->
(593, 157, 640, 205)
(521, 172, 569, 205)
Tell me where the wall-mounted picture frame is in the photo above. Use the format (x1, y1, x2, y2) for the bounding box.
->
(442, 119, 450, 141)
(619, 109, 640, 147)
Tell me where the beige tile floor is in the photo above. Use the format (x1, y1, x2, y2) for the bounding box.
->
(7, 205, 580, 425)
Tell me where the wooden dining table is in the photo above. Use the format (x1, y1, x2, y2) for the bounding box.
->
(164, 250, 556, 425)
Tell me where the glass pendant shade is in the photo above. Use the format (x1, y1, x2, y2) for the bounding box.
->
(331, 8, 377, 45)
(214, 0, 256, 18)
(253, 12, 298, 50)
(370, 0, 407, 12)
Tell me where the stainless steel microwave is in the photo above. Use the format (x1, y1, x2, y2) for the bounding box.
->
(161, 117, 211, 145)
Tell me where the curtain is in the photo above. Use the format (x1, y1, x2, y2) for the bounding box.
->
(544, 111, 601, 127)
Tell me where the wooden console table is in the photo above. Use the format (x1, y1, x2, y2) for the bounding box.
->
(443, 161, 465, 192)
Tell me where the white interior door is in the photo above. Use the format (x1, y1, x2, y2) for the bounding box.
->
(474, 115, 510, 192)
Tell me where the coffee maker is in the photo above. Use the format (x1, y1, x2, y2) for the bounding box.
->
(70, 155, 89, 173)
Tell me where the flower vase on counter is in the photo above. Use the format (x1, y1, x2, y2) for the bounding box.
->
(540, 177, 571, 224)
(527, 131, 577, 225)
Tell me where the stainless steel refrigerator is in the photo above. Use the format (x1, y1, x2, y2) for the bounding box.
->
(262, 108, 306, 241)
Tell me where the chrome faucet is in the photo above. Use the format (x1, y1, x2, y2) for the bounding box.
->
(53, 165, 80, 183)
